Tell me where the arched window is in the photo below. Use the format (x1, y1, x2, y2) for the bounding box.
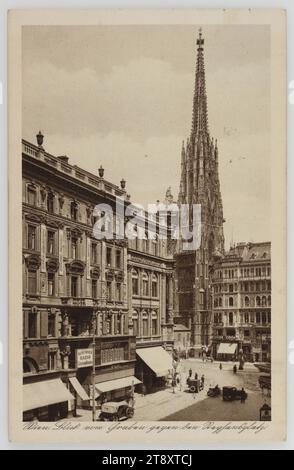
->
(142, 311, 149, 337)
(23, 357, 38, 374)
(229, 297, 234, 307)
(268, 295, 271, 307)
(132, 269, 139, 296)
(214, 298, 218, 308)
(256, 296, 261, 307)
(261, 296, 267, 307)
(132, 310, 139, 336)
(244, 296, 250, 307)
(229, 312, 234, 326)
(219, 297, 222, 307)
(151, 310, 158, 336)
(151, 274, 158, 298)
(142, 272, 149, 297)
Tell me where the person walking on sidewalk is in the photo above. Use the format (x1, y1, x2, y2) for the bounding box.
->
(219, 363, 222, 370)
(201, 374, 205, 388)
(194, 372, 198, 380)
(189, 367, 192, 378)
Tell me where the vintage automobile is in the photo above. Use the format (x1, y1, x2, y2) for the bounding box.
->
(187, 378, 203, 393)
(222, 386, 248, 402)
(99, 401, 134, 421)
(207, 385, 221, 397)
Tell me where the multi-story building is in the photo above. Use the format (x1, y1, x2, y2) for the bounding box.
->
(211, 242, 271, 363)
(22, 134, 174, 421)
(175, 29, 225, 348)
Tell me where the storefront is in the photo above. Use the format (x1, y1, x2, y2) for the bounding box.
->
(216, 342, 238, 362)
(135, 346, 173, 393)
(23, 378, 74, 422)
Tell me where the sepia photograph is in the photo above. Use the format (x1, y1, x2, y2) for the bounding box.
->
(8, 8, 287, 444)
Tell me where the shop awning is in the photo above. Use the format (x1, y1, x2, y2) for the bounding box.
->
(69, 377, 90, 401)
(23, 379, 74, 412)
(95, 376, 141, 394)
(136, 347, 173, 377)
(217, 343, 238, 355)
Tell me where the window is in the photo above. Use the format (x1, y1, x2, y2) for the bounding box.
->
(142, 312, 149, 337)
(262, 312, 267, 325)
(244, 313, 249, 323)
(219, 297, 223, 307)
(106, 281, 112, 301)
(92, 279, 97, 299)
(256, 312, 261, 324)
(115, 250, 122, 269)
(244, 296, 250, 307)
(132, 311, 139, 336)
(28, 312, 37, 338)
(229, 284, 233, 293)
(70, 201, 78, 220)
(256, 296, 261, 307)
(28, 225, 36, 250)
(151, 274, 158, 298)
(91, 243, 97, 264)
(229, 312, 234, 326)
(72, 238, 78, 259)
(244, 330, 250, 337)
(142, 272, 149, 297)
(229, 297, 234, 307)
(268, 295, 271, 307)
(47, 193, 54, 213)
(262, 296, 267, 307)
(132, 270, 139, 296)
(71, 276, 78, 297)
(106, 247, 112, 267)
(28, 186, 37, 206)
(115, 315, 122, 335)
(47, 230, 55, 255)
(48, 272, 55, 296)
(48, 313, 56, 337)
(151, 312, 158, 336)
(28, 270, 37, 294)
(115, 283, 122, 302)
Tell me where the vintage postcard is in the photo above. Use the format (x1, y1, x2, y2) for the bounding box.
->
(8, 9, 286, 444)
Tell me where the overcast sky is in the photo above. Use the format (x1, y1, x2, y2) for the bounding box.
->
(22, 25, 270, 249)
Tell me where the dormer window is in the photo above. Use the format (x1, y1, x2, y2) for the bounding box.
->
(250, 253, 257, 259)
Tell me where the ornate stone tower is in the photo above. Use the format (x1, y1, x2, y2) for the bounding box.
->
(175, 29, 225, 347)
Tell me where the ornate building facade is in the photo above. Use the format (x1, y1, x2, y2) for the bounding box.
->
(175, 30, 225, 348)
(211, 242, 271, 363)
(22, 134, 174, 421)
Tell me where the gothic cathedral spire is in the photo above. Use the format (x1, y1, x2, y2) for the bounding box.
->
(176, 29, 225, 347)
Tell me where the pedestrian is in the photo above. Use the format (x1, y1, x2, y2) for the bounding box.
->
(194, 372, 198, 380)
(233, 364, 237, 375)
(219, 363, 222, 370)
(141, 384, 146, 397)
(201, 374, 205, 388)
(240, 388, 247, 404)
(189, 367, 192, 378)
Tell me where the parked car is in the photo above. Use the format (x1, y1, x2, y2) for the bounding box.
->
(99, 401, 134, 421)
(222, 386, 247, 401)
(207, 385, 221, 397)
